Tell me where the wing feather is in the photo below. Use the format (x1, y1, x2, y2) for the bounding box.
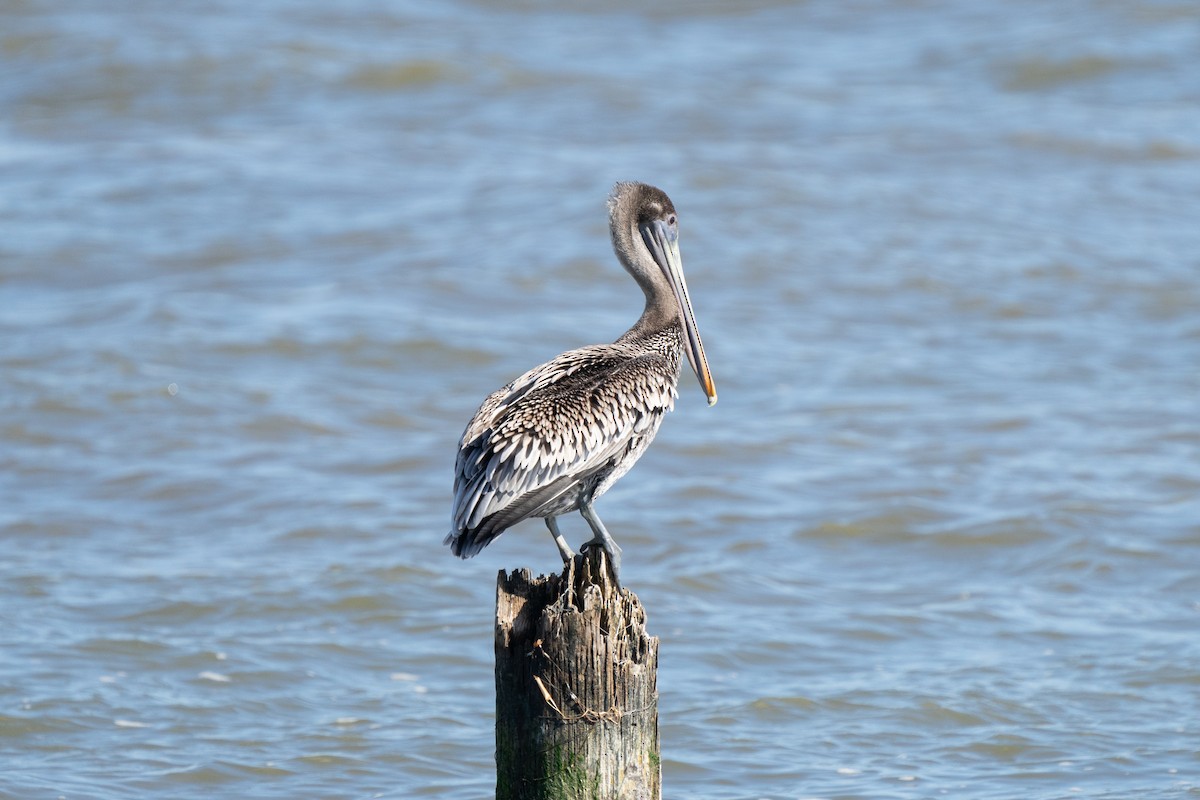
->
(446, 345, 677, 557)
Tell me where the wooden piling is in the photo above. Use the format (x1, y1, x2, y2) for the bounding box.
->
(494, 549, 660, 800)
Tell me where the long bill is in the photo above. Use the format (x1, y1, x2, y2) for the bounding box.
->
(642, 220, 718, 406)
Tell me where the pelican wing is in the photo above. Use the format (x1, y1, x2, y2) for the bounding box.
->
(447, 345, 677, 556)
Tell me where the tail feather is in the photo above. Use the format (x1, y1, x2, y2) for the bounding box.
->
(444, 521, 501, 559)
(445, 474, 579, 559)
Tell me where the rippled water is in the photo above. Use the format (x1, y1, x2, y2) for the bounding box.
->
(2, 1, 1199, 798)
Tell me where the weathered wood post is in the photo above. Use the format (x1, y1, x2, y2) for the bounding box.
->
(495, 548, 660, 800)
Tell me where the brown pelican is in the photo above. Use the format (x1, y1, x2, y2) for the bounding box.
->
(445, 181, 716, 582)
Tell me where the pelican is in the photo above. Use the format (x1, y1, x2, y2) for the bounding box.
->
(445, 181, 716, 582)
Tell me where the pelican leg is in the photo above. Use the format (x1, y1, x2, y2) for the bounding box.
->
(545, 517, 576, 563)
(578, 499, 622, 584)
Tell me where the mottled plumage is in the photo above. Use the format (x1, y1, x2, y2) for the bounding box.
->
(445, 182, 716, 580)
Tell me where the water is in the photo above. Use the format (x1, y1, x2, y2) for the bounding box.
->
(2, 1, 1199, 798)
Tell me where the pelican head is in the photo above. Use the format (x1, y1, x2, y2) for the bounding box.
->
(608, 181, 717, 406)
